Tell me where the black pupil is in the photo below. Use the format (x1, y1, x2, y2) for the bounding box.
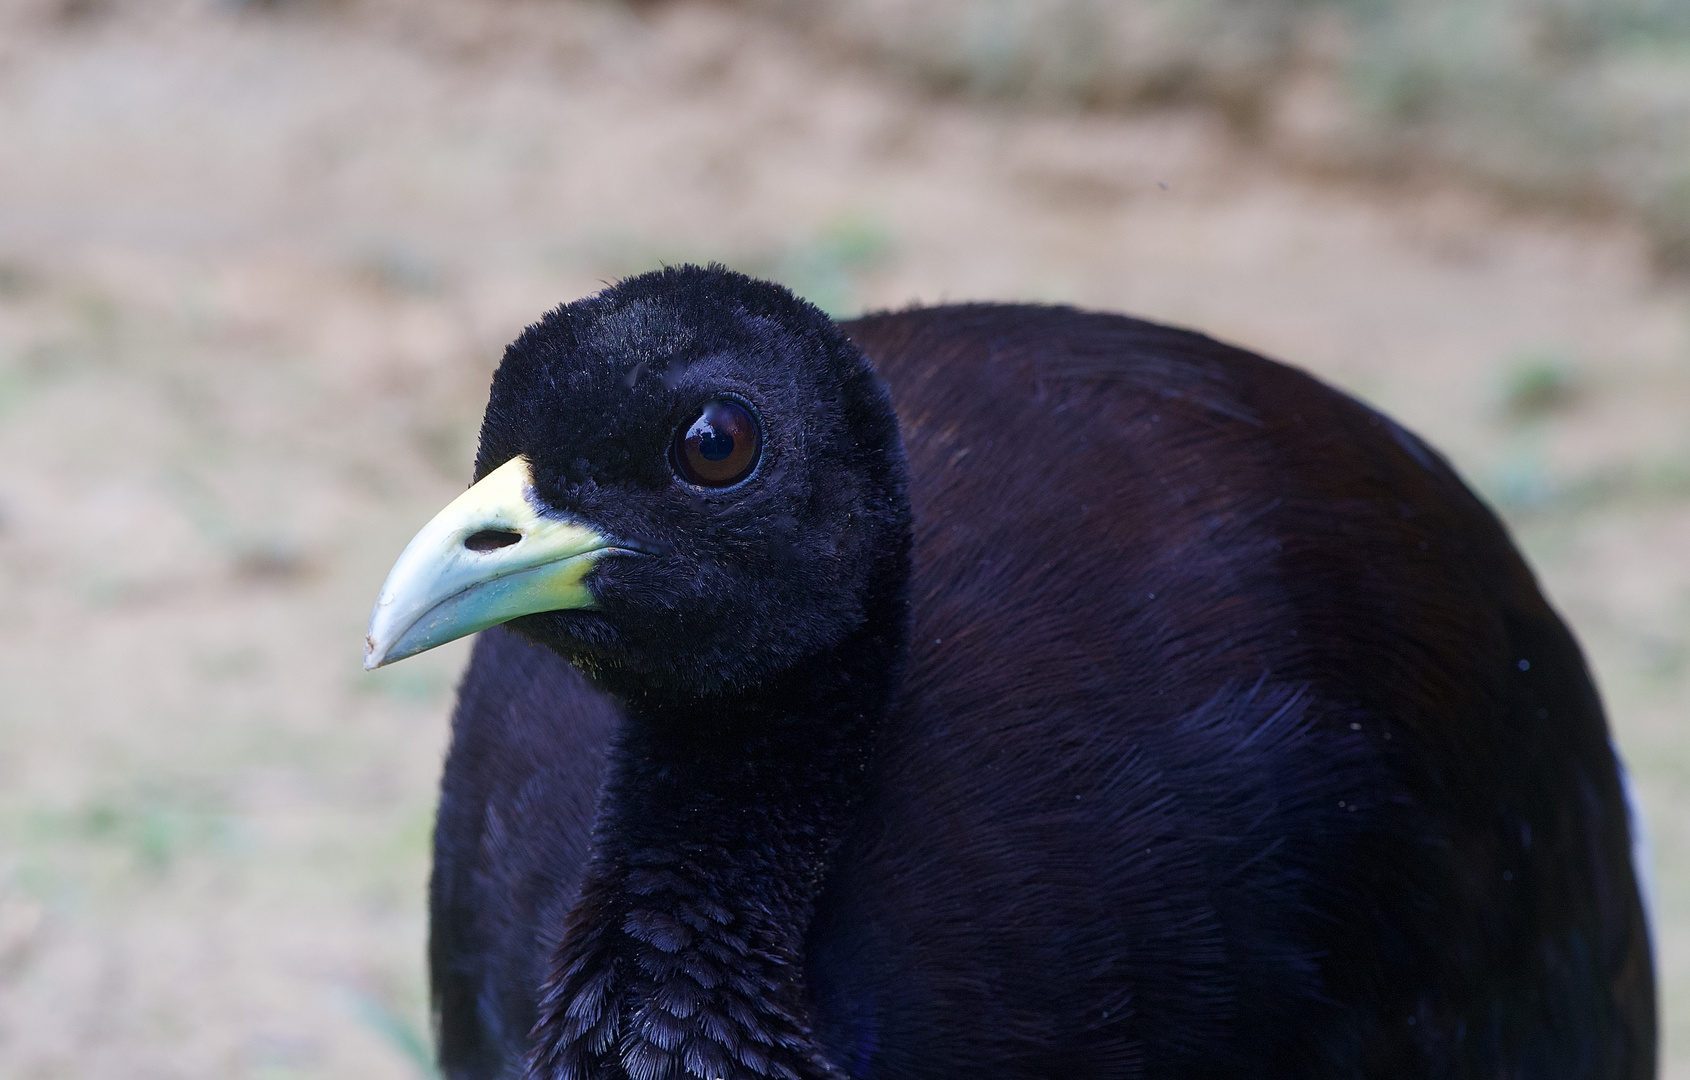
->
(698, 426, 735, 461)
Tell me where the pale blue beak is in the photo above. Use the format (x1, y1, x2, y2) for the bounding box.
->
(364, 456, 618, 669)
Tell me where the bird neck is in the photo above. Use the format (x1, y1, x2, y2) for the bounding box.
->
(529, 582, 907, 1080)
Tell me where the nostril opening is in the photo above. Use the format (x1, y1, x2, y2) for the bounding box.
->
(465, 529, 522, 552)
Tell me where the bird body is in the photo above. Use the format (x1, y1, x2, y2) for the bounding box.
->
(372, 269, 1653, 1080)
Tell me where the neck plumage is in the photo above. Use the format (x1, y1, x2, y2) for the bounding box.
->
(527, 586, 907, 1080)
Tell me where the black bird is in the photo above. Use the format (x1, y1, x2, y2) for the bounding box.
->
(364, 265, 1655, 1080)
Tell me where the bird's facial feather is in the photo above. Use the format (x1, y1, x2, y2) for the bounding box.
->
(469, 266, 909, 700)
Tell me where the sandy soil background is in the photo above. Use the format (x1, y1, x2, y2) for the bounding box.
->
(0, 1, 1687, 1077)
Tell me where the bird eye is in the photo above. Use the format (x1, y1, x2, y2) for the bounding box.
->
(673, 399, 761, 488)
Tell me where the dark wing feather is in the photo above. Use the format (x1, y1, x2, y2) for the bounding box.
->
(803, 304, 1653, 1079)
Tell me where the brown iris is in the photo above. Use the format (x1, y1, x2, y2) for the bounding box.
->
(673, 399, 761, 487)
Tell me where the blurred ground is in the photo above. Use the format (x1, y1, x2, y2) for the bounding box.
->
(0, 1, 1687, 1078)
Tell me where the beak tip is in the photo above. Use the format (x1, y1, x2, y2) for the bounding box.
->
(363, 635, 387, 671)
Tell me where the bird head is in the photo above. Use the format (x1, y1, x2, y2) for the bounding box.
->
(364, 265, 909, 703)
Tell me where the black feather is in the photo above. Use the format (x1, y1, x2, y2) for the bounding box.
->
(427, 267, 1654, 1080)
